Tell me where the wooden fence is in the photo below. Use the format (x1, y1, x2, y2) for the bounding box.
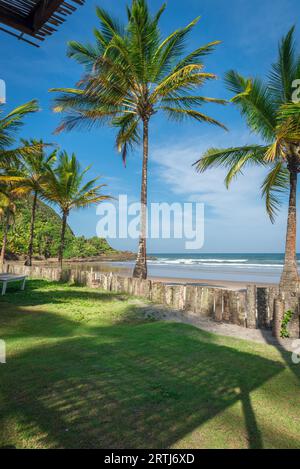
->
(2, 263, 282, 332)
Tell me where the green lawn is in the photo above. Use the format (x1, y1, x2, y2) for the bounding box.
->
(0, 280, 299, 449)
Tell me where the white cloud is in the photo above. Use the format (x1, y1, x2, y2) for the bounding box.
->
(151, 132, 291, 252)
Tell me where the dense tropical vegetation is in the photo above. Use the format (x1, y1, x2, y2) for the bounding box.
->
(50, 0, 226, 279)
(0, 102, 111, 266)
(42, 151, 111, 267)
(0, 181, 16, 265)
(0, 139, 57, 266)
(0, 196, 113, 261)
(194, 27, 300, 293)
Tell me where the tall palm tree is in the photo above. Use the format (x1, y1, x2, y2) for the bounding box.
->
(0, 100, 39, 165)
(194, 27, 300, 293)
(0, 140, 57, 266)
(50, 0, 226, 279)
(43, 151, 111, 268)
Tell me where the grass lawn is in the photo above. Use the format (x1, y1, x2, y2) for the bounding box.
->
(0, 279, 299, 449)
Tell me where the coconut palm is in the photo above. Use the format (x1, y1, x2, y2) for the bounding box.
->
(0, 101, 42, 266)
(0, 184, 17, 266)
(43, 151, 111, 267)
(194, 27, 300, 292)
(0, 140, 57, 266)
(50, 0, 226, 279)
(0, 100, 39, 165)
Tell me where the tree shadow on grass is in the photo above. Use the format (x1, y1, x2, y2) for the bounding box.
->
(0, 279, 130, 308)
(0, 304, 288, 449)
(259, 328, 300, 382)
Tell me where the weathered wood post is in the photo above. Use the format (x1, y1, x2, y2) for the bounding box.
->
(214, 290, 223, 322)
(246, 285, 257, 329)
(273, 295, 285, 339)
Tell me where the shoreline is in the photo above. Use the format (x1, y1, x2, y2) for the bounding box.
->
(149, 276, 277, 291)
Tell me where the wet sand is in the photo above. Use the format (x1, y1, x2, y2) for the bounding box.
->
(149, 276, 277, 291)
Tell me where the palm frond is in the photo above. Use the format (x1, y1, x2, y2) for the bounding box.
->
(54, 108, 119, 134)
(153, 2, 167, 23)
(173, 41, 221, 72)
(4, 100, 39, 122)
(161, 107, 227, 130)
(0, 142, 46, 165)
(277, 102, 300, 141)
(0, 101, 39, 149)
(151, 66, 215, 100)
(225, 70, 276, 141)
(268, 26, 297, 104)
(95, 6, 124, 44)
(67, 41, 102, 70)
(152, 17, 200, 80)
(161, 95, 227, 108)
(194, 145, 269, 188)
(261, 161, 289, 222)
(113, 113, 141, 166)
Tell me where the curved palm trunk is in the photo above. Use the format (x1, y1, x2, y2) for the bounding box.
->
(0, 209, 9, 267)
(25, 190, 38, 267)
(280, 168, 299, 291)
(58, 211, 68, 269)
(133, 118, 149, 279)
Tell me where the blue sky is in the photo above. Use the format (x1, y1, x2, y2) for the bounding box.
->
(1, 0, 300, 253)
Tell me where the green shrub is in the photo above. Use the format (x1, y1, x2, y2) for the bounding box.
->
(280, 310, 293, 339)
(63, 236, 114, 259)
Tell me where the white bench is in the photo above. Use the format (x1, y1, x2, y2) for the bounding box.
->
(0, 274, 27, 296)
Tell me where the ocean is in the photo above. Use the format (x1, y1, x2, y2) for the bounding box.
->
(145, 253, 298, 284)
(67, 253, 300, 285)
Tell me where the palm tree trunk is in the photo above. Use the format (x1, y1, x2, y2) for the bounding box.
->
(0, 210, 9, 267)
(133, 117, 149, 279)
(58, 211, 68, 269)
(25, 191, 38, 267)
(280, 168, 299, 291)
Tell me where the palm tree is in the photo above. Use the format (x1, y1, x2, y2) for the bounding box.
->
(43, 151, 111, 268)
(194, 27, 300, 293)
(0, 100, 39, 165)
(0, 100, 39, 266)
(0, 140, 57, 266)
(50, 0, 226, 279)
(0, 184, 17, 266)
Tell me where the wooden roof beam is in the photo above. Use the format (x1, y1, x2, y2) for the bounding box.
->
(29, 0, 65, 31)
(0, 5, 34, 35)
(0, 0, 85, 44)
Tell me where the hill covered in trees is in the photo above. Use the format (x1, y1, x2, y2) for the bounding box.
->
(0, 196, 115, 260)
